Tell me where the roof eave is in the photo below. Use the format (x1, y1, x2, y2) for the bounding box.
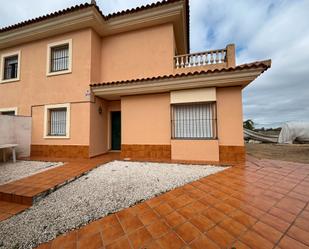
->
(91, 66, 269, 100)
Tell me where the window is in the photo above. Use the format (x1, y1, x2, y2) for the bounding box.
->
(4, 55, 18, 79)
(0, 51, 21, 83)
(0, 107, 18, 115)
(48, 108, 67, 136)
(44, 103, 70, 138)
(50, 44, 69, 72)
(47, 39, 72, 76)
(171, 102, 217, 139)
(0, 111, 16, 116)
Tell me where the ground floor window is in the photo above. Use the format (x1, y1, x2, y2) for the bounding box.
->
(48, 108, 67, 136)
(171, 102, 217, 139)
(44, 103, 70, 138)
(0, 107, 17, 115)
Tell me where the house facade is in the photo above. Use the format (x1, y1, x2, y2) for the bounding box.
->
(0, 0, 270, 165)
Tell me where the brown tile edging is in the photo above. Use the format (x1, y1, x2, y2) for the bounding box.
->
(121, 144, 171, 160)
(0, 153, 120, 208)
(31, 145, 89, 159)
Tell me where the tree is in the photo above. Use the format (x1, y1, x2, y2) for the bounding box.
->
(243, 119, 255, 130)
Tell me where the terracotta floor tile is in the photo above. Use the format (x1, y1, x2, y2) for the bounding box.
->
(277, 235, 309, 249)
(213, 202, 236, 215)
(259, 213, 290, 233)
(218, 217, 247, 238)
(164, 211, 187, 228)
(143, 240, 162, 249)
(52, 230, 77, 248)
(146, 219, 170, 239)
(167, 194, 194, 209)
(77, 221, 101, 240)
(118, 215, 143, 234)
(190, 235, 220, 249)
(287, 225, 309, 246)
(300, 210, 309, 220)
(132, 202, 151, 215)
(251, 221, 283, 244)
(128, 227, 152, 249)
(229, 209, 257, 228)
(77, 232, 103, 249)
(105, 237, 132, 249)
(156, 231, 185, 249)
(154, 203, 174, 217)
(232, 240, 251, 249)
(240, 230, 274, 249)
(199, 194, 221, 206)
(62, 242, 77, 249)
(98, 214, 119, 230)
(276, 197, 306, 215)
(294, 217, 309, 232)
(268, 206, 297, 223)
(101, 222, 125, 245)
(206, 226, 235, 248)
(145, 197, 163, 208)
(190, 214, 215, 233)
(138, 209, 159, 226)
(202, 207, 228, 224)
(175, 222, 201, 243)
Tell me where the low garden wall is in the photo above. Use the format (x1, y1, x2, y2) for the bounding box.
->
(0, 115, 32, 159)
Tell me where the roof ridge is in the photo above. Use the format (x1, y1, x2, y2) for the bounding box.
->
(0, 0, 186, 33)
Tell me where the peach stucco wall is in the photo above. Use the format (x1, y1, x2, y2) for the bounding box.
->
(217, 86, 244, 146)
(100, 24, 175, 83)
(0, 29, 93, 146)
(32, 102, 90, 145)
(121, 93, 171, 145)
(171, 140, 219, 161)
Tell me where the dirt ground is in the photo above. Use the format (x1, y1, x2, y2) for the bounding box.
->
(246, 143, 309, 164)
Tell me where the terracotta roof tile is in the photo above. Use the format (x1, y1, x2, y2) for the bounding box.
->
(90, 60, 271, 88)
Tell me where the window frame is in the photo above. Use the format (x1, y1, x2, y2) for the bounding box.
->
(44, 103, 70, 139)
(0, 107, 18, 115)
(171, 101, 218, 140)
(0, 51, 21, 84)
(46, 39, 72, 77)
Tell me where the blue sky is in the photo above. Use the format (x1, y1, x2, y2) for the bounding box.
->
(1, 0, 309, 128)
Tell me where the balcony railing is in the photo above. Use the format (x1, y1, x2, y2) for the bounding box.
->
(174, 44, 235, 70)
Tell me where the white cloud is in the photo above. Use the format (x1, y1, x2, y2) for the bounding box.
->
(1, 0, 308, 127)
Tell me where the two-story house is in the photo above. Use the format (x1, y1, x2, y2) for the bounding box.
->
(0, 0, 270, 165)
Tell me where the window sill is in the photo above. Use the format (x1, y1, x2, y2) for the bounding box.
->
(44, 135, 70, 139)
(0, 78, 20, 84)
(46, 70, 72, 77)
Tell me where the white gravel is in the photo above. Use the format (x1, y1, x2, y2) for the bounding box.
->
(0, 161, 63, 185)
(0, 160, 226, 249)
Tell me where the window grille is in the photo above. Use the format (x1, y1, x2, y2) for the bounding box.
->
(49, 108, 67, 136)
(3, 55, 18, 80)
(50, 44, 69, 72)
(171, 102, 217, 139)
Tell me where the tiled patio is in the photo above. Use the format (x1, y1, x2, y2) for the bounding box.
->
(34, 155, 309, 249)
(0, 153, 120, 221)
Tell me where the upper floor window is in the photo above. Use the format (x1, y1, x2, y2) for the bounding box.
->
(0, 51, 21, 83)
(47, 39, 72, 76)
(51, 44, 69, 72)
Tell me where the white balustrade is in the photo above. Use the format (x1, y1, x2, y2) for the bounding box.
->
(174, 49, 226, 69)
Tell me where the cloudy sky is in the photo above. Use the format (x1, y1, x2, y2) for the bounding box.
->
(1, 0, 308, 128)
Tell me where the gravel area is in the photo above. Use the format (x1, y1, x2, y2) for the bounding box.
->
(0, 161, 63, 185)
(0, 160, 226, 249)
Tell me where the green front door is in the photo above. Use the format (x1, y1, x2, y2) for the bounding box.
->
(111, 111, 121, 150)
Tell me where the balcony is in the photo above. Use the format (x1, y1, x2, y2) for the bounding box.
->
(174, 44, 236, 73)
